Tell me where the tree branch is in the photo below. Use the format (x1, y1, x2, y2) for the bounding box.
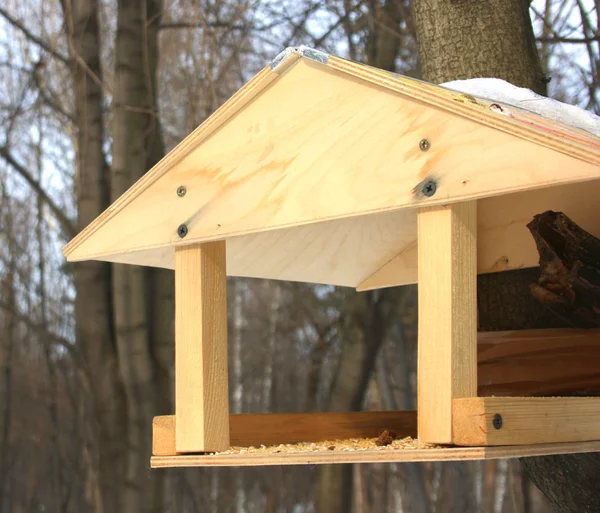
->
(159, 21, 246, 30)
(531, 4, 600, 44)
(159, 20, 281, 32)
(537, 35, 600, 44)
(0, 146, 76, 238)
(0, 7, 70, 65)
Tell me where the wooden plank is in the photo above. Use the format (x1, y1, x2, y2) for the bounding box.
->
(417, 201, 478, 444)
(175, 241, 229, 453)
(357, 180, 600, 290)
(154, 411, 418, 456)
(477, 328, 600, 397)
(453, 397, 600, 446)
(64, 58, 599, 272)
(150, 440, 600, 468)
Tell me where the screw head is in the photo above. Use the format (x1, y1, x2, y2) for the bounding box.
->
(177, 185, 186, 197)
(493, 414, 503, 430)
(421, 180, 437, 197)
(177, 224, 188, 238)
(419, 139, 431, 152)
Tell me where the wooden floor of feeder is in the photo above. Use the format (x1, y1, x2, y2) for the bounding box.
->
(151, 440, 600, 468)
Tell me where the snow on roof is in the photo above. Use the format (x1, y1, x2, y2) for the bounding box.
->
(441, 78, 600, 138)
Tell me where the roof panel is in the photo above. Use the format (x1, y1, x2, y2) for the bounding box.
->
(63, 48, 600, 287)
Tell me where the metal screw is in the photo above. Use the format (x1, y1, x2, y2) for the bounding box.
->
(421, 180, 437, 197)
(177, 224, 188, 238)
(493, 414, 503, 430)
(419, 139, 431, 152)
(177, 185, 187, 197)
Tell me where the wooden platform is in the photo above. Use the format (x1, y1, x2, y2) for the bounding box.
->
(151, 440, 600, 468)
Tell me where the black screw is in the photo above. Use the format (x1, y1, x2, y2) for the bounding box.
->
(493, 414, 503, 430)
(421, 180, 437, 197)
(177, 185, 186, 197)
(177, 224, 188, 238)
(419, 139, 431, 152)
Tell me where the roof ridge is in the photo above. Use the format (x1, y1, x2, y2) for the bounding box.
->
(270, 45, 329, 69)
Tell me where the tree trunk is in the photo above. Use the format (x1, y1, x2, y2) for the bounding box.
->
(63, 1, 123, 511)
(231, 279, 245, 513)
(110, 1, 167, 512)
(316, 289, 398, 513)
(521, 454, 600, 513)
(262, 281, 281, 412)
(412, 0, 547, 95)
(0, 231, 16, 513)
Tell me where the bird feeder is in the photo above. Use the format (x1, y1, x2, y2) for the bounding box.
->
(63, 46, 600, 468)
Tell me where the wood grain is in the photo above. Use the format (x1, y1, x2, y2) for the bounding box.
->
(64, 58, 599, 289)
(453, 397, 600, 446)
(358, 180, 600, 290)
(151, 440, 600, 468)
(175, 242, 229, 453)
(417, 202, 478, 444)
(477, 328, 600, 397)
(327, 55, 599, 163)
(62, 54, 297, 259)
(154, 411, 418, 456)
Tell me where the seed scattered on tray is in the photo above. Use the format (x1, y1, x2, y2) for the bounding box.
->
(214, 436, 437, 455)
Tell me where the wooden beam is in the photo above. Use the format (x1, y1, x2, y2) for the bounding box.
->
(154, 411, 418, 456)
(417, 201, 478, 444)
(175, 241, 229, 453)
(477, 328, 600, 397)
(453, 397, 600, 446)
(151, 440, 600, 468)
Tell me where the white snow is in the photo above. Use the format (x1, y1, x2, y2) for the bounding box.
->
(441, 78, 600, 138)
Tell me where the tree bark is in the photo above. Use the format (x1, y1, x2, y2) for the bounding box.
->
(412, 0, 547, 95)
(521, 454, 600, 513)
(527, 211, 600, 328)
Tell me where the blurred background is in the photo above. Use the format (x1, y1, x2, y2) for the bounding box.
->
(0, 0, 598, 512)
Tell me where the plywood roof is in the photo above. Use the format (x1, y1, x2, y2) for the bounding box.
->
(63, 46, 600, 289)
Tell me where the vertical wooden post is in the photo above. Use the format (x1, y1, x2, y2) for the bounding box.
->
(417, 201, 477, 444)
(175, 241, 230, 453)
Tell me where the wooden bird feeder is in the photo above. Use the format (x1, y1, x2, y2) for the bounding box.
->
(63, 46, 600, 468)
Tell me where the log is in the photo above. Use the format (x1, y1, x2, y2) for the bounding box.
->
(527, 210, 600, 328)
(513, 210, 600, 512)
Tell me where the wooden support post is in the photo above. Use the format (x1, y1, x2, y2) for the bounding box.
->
(175, 241, 230, 453)
(417, 201, 477, 444)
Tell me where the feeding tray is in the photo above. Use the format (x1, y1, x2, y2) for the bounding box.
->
(63, 46, 600, 468)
